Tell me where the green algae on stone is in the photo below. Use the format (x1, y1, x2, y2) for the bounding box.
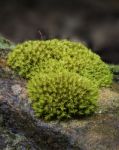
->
(0, 36, 15, 59)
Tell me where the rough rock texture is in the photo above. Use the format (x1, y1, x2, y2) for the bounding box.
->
(0, 69, 119, 150)
(0, 125, 38, 150)
(0, 37, 119, 149)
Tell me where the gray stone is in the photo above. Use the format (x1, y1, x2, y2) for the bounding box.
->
(11, 84, 22, 95)
(0, 69, 119, 149)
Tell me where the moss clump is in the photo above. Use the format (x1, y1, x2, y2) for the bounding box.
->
(7, 39, 113, 120)
(61, 55, 112, 87)
(7, 40, 67, 77)
(29, 58, 112, 87)
(0, 36, 15, 59)
(27, 59, 65, 78)
(7, 39, 112, 87)
(0, 36, 15, 50)
(27, 70, 98, 120)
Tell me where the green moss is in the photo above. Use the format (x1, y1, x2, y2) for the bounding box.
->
(7, 39, 112, 87)
(29, 58, 112, 87)
(27, 70, 99, 120)
(7, 40, 65, 77)
(62, 56, 112, 87)
(7, 39, 113, 120)
(28, 59, 66, 78)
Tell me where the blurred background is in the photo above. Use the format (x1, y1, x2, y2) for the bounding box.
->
(0, 0, 119, 64)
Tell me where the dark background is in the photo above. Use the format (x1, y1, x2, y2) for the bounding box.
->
(0, 0, 119, 63)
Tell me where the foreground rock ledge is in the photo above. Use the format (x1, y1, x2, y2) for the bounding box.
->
(0, 67, 119, 150)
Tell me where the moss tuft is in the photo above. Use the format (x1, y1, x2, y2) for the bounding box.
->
(27, 70, 99, 120)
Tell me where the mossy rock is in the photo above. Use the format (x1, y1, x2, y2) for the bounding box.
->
(0, 62, 119, 149)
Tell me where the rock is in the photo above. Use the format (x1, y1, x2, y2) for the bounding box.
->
(97, 86, 119, 113)
(11, 84, 22, 95)
(0, 125, 39, 150)
(0, 108, 39, 150)
(0, 65, 119, 149)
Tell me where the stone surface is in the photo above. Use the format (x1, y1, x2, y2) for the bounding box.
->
(11, 84, 22, 95)
(0, 63, 119, 149)
(0, 125, 38, 150)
